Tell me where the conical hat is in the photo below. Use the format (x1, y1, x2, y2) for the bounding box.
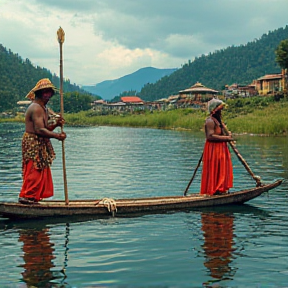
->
(25, 78, 58, 100)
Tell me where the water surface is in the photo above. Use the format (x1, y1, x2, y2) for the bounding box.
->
(0, 123, 287, 287)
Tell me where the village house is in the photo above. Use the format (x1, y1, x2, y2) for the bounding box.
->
(120, 96, 143, 105)
(253, 70, 286, 95)
(91, 96, 144, 113)
(224, 83, 258, 98)
(144, 82, 220, 110)
(108, 96, 144, 113)
(176, 82, 218, 108)
(179, 82, 218, 101)
(90, 70, 287, 115)
(224, 70, 287, 98)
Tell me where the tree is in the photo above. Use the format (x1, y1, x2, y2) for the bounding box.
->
(49, 92, 94, 113)
(275, 39, 288, 96)
(275, 39, 288, 69)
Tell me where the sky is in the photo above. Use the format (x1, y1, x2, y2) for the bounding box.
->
(0, 0, 287, 87)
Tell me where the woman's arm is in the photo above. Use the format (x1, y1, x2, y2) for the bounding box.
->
(205, 118, 233, 142)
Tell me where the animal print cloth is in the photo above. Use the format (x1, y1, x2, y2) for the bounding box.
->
(22, 132, 56, 171)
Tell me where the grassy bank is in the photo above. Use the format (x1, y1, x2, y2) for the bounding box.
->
(2, 97, 288, 136)
(64, 97, 288, 136)
(226, 102, 288, 135)
(65, 108, 205, 131)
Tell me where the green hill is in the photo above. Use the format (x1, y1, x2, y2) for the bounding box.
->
(0, 45, 94, 112)
(138, 25, 288, 101)
(83, 67, 177, 100)
(1, 25, 287, 112)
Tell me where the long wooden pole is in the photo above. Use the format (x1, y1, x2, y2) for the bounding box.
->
(222, 123, 262, 187)
(57, 27, 69, 205)
(183, 153, 203, 196)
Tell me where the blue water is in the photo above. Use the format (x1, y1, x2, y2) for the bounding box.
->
(0, 122, 287, 287)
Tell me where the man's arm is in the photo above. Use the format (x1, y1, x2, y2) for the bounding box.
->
(32, 106, 66, 141)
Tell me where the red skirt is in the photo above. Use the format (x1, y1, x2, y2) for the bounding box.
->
(19, 160, 54, 201)
(200, 141, 233, 195)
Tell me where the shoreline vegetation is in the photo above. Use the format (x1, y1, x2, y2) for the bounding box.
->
(2, 96, 288, 136)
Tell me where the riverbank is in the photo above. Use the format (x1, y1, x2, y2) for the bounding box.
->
(2, 96, 288, 136)
(64, 97, 288, 136)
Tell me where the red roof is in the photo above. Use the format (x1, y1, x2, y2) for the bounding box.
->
(121, 96, 143, 103)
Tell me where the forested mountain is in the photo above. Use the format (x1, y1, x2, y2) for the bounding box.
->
(0, 45, 94, 112)
(83, 67, 177, 100)
(138, 25, 288, 101)
(1, 25, 287, 112)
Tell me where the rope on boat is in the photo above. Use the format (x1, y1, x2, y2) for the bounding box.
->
(97, 198, 117, 216)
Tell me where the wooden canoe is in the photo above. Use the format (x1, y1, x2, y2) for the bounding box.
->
(0, 179, 283, 220)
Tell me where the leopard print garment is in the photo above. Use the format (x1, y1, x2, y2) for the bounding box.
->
(22, 132, 56, 172)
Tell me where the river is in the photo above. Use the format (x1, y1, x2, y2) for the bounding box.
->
(0, 122, 287, 287)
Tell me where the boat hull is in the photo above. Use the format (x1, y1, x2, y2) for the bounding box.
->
(0, 180, 283, 220)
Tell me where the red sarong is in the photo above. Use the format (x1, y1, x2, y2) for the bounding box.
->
(19, 160, 54, 201)
(200, 140, 233, 195)
(19, 132, 55, 201)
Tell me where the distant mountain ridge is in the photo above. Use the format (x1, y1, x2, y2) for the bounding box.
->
(1, 25, 287, 112)
(82, 67, 177, 100)
(138, 25, 288, 101)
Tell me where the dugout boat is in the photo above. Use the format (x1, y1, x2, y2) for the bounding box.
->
(0, 179, 282, 220)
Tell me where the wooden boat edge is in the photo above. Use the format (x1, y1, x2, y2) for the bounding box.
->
(0, 179, 283, 219)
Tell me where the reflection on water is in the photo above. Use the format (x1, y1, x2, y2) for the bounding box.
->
(19, 228, 56, 286)
(18, 224, 70, 288)
(15, 212, 238, 288)
(1, 123, 288, 287)
(201, 212, 235, 286)
(0, 123, 23, 201)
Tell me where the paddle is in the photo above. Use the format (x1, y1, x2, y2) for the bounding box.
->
(183, 152, 203, 196)
(184, 121, 262, 196)
(222, 123, 262, 187)
(57, 27, 69, 205)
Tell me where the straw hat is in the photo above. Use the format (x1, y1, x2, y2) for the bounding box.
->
(25, 78, 58, 100)
(207, 98, 226, 114)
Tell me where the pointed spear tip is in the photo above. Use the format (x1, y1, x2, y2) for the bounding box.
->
(57, 27, 65, 44)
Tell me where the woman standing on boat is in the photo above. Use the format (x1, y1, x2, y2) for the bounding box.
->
(19, 79, 66, 204)
(200, 98, 233, 196)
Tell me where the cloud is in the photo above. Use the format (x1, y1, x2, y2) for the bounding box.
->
(0, 0, 287, 86)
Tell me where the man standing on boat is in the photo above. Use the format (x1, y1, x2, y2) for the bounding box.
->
(19, 78, 66, 204)
(200, 98, 233, 196)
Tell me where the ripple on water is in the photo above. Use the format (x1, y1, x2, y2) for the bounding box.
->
(0, 123, 288, 287)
